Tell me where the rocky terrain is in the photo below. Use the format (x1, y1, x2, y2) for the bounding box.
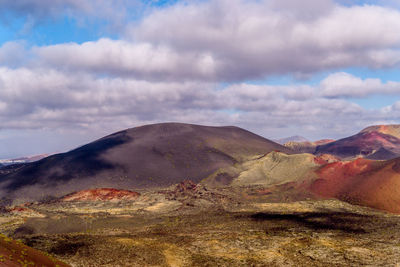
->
(1, 182, 400, 266)
(2, 123, 400, 266)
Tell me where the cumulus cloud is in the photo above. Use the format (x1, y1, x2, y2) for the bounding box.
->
(321, 72, 400, 97)
(0, 65, 394, 143)
(33, 39, 219, 81)
(0, 67, 213, 122)
(126, 0, 400, 80)
(267, 0, 335, 20)
(18, 0, 400, 82)
(0, 41, 28, 67)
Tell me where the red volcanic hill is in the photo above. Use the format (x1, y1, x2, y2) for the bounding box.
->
(361, 124, 400, 139)
(315, 129, 400, 160)
(0, 123, 291, 203)
(62, 188, 140, 202)
(310, 157, 400, 214)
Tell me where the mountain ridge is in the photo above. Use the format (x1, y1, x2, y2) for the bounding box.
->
(315, 130, 400, 160)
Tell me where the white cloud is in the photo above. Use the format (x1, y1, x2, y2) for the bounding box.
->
(33, 39, 219, 81)
(321, 72, 400, 97)
(0, 66, 395, 143)
(126, 1, 400, 80)
(15, 0, 400, 82)
(0, 41, 28, 67)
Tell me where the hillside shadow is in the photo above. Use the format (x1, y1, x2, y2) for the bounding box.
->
(250, 211, 371, 233)
(5, 131, 131, 190)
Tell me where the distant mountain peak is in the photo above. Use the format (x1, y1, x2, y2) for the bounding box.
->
(0, 154, 50, 166)
(275, 135, 309, 145)
(283, 139, 335, 154)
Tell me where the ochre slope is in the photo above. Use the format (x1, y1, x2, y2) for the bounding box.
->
(232, 152, 321, 187)
(0, 234, 69, 267)
(204, 151, 340, 188)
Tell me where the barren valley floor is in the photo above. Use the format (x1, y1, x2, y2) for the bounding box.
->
(1, 186, 400, 266)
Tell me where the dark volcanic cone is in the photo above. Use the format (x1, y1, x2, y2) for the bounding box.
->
(0, 123, 290, 203)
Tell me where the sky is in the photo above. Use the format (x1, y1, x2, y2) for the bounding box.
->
(1, 0, 400, 158)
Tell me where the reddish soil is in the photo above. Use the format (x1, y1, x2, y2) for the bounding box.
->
(311, 158, 375, 198)
(310, 158, 400, 213)
(62, 188, 140, 202)
(0, 234, 69, 267)
(313, 154, 341, 164)
(174, 180, 198, 194)
(9, 206, 30, 213)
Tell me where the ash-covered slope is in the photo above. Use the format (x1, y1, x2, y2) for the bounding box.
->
(0, 123, 290, 202)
